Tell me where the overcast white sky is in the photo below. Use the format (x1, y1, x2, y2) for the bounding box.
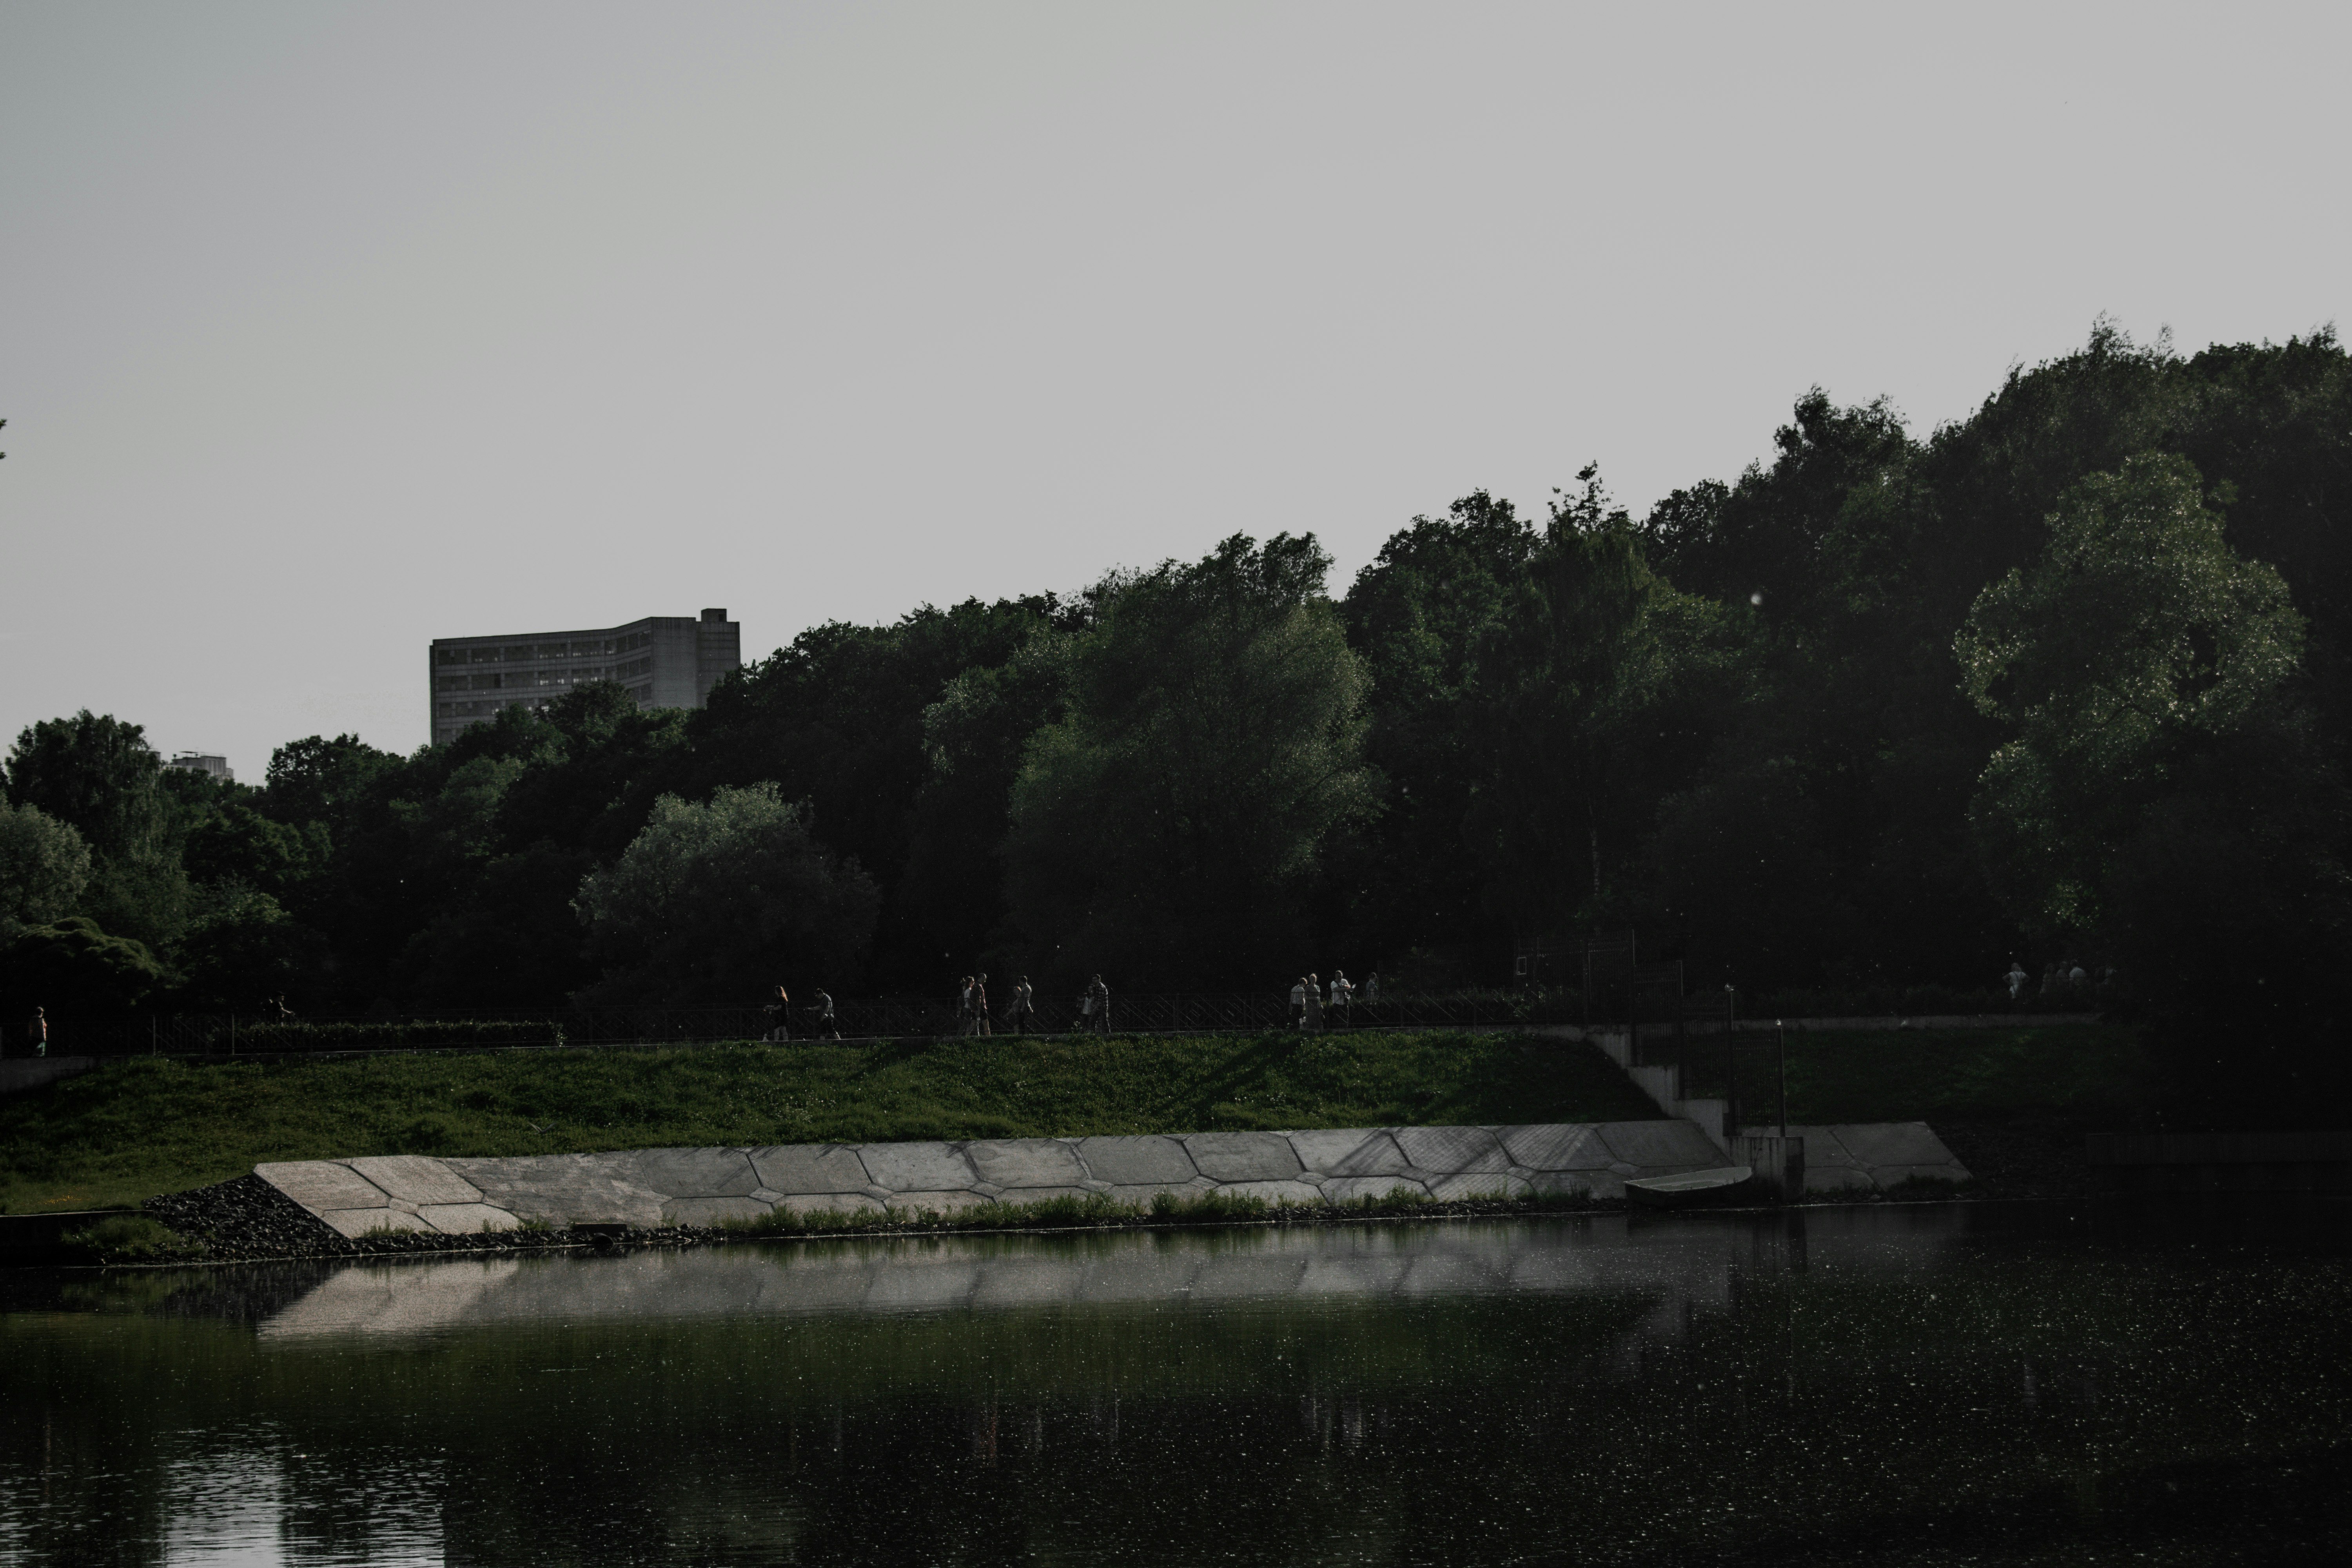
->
(2, 3, 2345, 777)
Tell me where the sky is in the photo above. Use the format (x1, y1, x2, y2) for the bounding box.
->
(2, 2, 2347, 779)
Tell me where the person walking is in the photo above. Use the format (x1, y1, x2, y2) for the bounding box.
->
(1329, 970, 1354, 1029)
(2005, 960, 2027, 1003)
(27, 1006, 46, 1059)
(958, 975, 976, 1036)
(808, 987, 840, 1040)
(1087, 973, 1111, 1035)
(1302, 975, 1325, 1034)
(1362, 971, 1379, 1024)
(764, 984, 791, 1043)
(1289, 975, 1307, 1031)
(1005, 976, 1034, 1034)
(973, 973, 993, 1037)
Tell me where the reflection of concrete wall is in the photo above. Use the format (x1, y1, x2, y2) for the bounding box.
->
(256, 1209, 1969, 1342)
(254, 1122, 1731, 1236)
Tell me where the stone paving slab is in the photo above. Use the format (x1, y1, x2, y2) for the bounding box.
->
(1595, 1121, 1724, 1168)
(750, 1145, 873, 1194)
(1395, 1126, 1509, 1174)
(967, 1140, 1088, 1189)
(617, 1148, 762, 1198)
(1497, 1125, 1615, 1171)
(1825, 1122, 1959, 1171)
(443, 1153, 666, 1227)
(252, 1119, 1967, 1233)
(1284, 1129, 1411, 1178)
(1075, 1135, 1197, 1185)
(1183, 1132, 1305, 1182)
(860, 1142, 979, 1192)
(348, 1156, 483, 1207)
(259, 1161, 393, 1212)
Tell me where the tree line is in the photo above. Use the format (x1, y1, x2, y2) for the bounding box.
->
(5, 323, 2347, 1111)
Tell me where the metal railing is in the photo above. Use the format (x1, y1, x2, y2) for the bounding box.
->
(19, 989, 1602, 1058)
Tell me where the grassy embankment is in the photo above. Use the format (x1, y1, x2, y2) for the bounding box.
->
(0, 1030, 1657, 1213)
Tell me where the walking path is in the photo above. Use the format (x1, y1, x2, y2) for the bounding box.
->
(256, 1120, 1968, 1237)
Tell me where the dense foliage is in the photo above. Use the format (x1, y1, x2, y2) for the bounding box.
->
(5, 323, 2348, 1119)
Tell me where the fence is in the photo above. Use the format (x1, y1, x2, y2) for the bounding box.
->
(22, 989, 1600, 1059)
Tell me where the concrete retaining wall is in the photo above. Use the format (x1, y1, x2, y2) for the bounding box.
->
(254, 1119, 1969, 1237)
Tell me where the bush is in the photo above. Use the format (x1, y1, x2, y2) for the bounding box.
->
(59, 1213, 192, 1262)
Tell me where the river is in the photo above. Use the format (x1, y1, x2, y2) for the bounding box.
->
(3, 1201, 2348, 1565)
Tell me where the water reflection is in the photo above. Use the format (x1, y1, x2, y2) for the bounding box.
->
(3, 1203, 2349, 1566)
(249, 1207, 1861, 1341)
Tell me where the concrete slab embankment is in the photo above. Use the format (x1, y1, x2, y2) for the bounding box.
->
(252, 1119, 1966, 1237)
(1741, 1122, 1974, 1195)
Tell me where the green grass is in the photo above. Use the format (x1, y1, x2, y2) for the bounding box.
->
(0, 1030, 1659, 1212)
(1679, 1023, 2152, 1125)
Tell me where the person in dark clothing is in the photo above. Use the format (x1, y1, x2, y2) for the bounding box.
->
(973, 973, 993, 1037)
(1004, 976, 1035, 1034)
(764, 984, 791, 1043)
(808, 987, 840, 1040)
(1085, 974, 1111, 1035)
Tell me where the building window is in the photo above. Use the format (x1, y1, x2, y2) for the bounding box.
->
(435, 675, 467, 693)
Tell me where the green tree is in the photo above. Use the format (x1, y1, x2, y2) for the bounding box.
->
(1003, 534, 1376, 986)
(1956, 453, 2307, 936)
(1338, 492, 1540, 975)
(0, 799, 91, 938)
(573, 783, 879, 1005)
(170, 883, 328, 1011)
(2, 712, 189, 948)
(1470, 472, 1733, 943)
(0, 916, 165, 1010)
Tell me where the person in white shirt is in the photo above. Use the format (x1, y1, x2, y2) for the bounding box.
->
(1329, 971, 1354, 1029)
(1289, 977, 1307, 1030)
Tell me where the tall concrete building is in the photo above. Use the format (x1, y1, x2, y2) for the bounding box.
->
(429, 609, 741, 746)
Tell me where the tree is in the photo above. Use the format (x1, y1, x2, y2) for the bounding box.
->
(170, 883, 329, 1011)
(573, 783, 879, 1005)
(669, 595, 1068, 985)
(1468, 472, 1733, 944)
(1956, 453, 2307, 936)
(1338, 492, 1541, 974)
(0, 916, 164, 1010)
(0, 800, 91, 938)
(1002, 534, 1376, 986)
(182, 803, 325, 897)
(2, 712, 189, 948)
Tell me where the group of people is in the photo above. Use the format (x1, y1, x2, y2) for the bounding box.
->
(955, 973, 1111, 1035)
(1288, 970, 1376, 1032)
(2004, 959, 2107, 1002)
(762, 984, 840, 1042)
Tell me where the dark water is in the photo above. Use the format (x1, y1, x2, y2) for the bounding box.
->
(3, 1202, 2350, 1566)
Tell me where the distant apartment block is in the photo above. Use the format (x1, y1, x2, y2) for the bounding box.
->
(166, 752, 233, 784)
(429, 609, 742, 746)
